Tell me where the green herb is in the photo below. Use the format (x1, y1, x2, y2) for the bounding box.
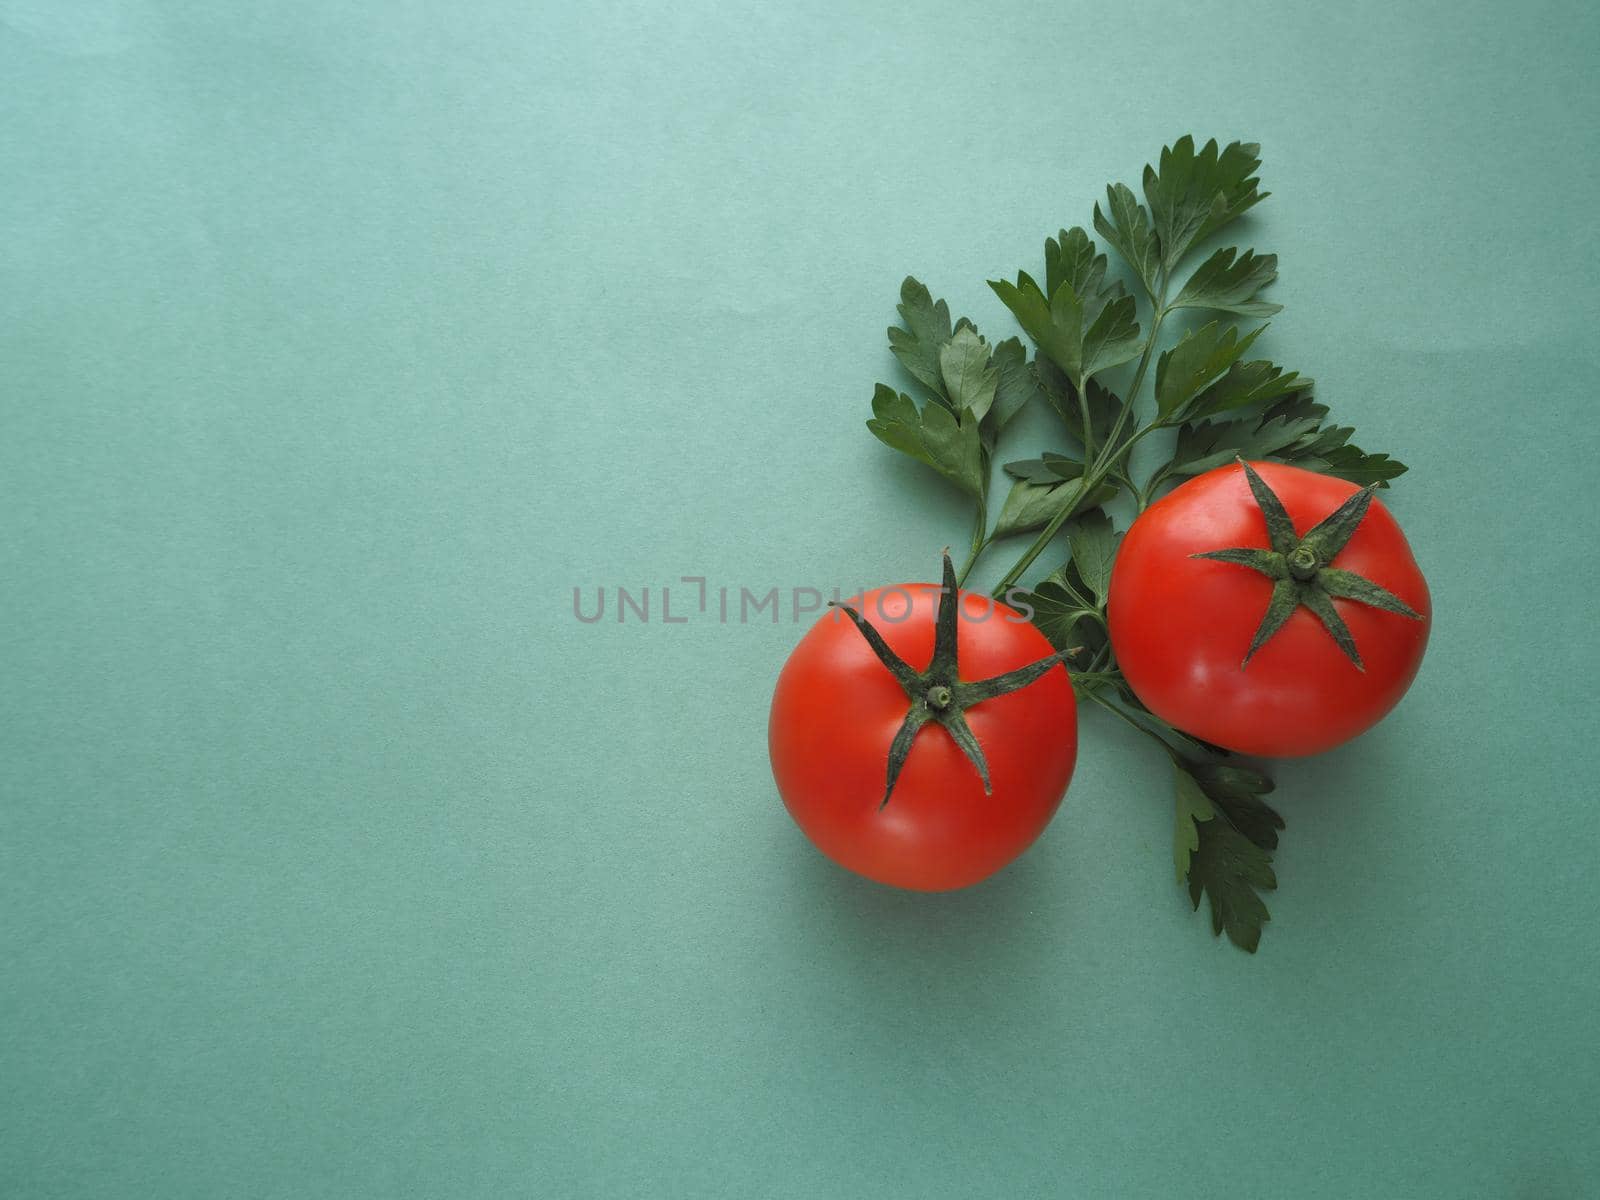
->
(862, 136, 1408, 951)
(1173, 761, 1278, 952)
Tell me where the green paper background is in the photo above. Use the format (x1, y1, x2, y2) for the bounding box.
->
(4, 1, 1598, 1196)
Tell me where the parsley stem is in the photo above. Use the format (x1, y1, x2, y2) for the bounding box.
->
(1099, 271, 1169, 458)
(1075, 374, 1097, 464)
(989, 275, 1173, 600)
(955, 495, 990, 588)
(988, 421, 1163, 598)
(988, 480, 1086, 597)
(1081, 687, 1182, 764)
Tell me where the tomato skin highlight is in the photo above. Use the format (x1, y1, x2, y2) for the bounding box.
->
(769, 584, 1077, 891)
(1108, 461, 1430, 757)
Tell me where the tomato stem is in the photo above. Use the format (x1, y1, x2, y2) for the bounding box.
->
(833, 552, 1071, 806)
(1287, 545, 1320, 580)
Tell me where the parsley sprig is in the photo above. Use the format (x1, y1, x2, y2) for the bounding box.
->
(865, 136, 1406, 952)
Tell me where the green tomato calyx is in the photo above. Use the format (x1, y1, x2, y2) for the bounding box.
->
(829, 552, 1071, 809)
(1190, 460, 1422, 672)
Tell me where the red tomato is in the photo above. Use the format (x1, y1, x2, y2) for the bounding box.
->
(1108, 461, 1430, 757)
(770, 582, 1077, 891)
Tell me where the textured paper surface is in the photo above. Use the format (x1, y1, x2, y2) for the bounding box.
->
(3, 1, 1597, 1196)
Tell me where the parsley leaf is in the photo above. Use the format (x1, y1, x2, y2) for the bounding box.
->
(1077, 296, 1143, 388)
(991, 478, 1116, 539)
(1173, 764, 1212, 881)
(1093, 183, 1160, 298)
(1016, 540, 1113, 658)
(1173, 761, 1278, 952)
(887, 277, 954, 402)
(866, 384, 985, 497)
(1164, 402, 1323, 478)
(1312, 443, 1408, 486)
(1019, 578, 1098, 652)
(990, 229, 1142, 391)
(989, 271, 1142, 392)
(1002, 453, 1083, 485)
(884, 281, 1042, 450)
(1143, 137, 1268, 270)
(1189, 762, 1282, 851)
(1154, 321, 1266, 419)
(1165, 392, 1407, 486)
(1248, 394, 1407, 484)
(1187, 357, 1309, 419)
(988, 337, 1043, 431)
(1066, 509, 1118, 601)
(1044, 227, 1106, 298)
(1034, 358, 1129, 460)
(939, 326, 999, 422)
(1171, 247, 1281, 317)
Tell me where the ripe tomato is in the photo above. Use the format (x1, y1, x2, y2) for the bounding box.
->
(1108, 460, 1430, 757)
(770, 575, 1077, 891)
